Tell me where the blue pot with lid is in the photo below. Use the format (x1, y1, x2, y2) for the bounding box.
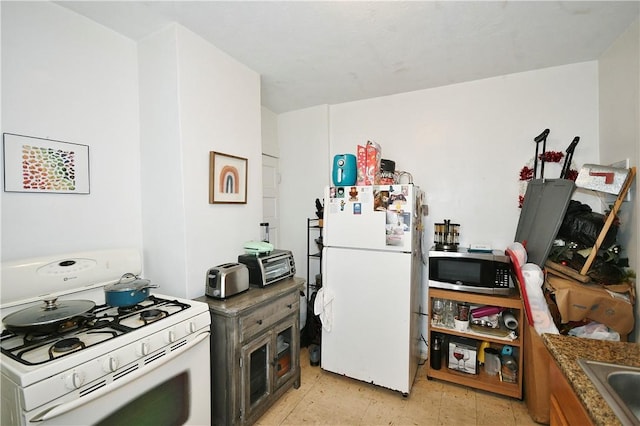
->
(104, 273, 158, 307)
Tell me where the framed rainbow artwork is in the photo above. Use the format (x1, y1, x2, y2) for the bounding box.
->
(209, 151, 247, 204)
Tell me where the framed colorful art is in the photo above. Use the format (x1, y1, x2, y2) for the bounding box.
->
(3, 133, 90, 194)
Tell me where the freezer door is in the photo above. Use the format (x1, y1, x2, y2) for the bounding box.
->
(319, 247, 416, 394)
(323, 184, 415, 252)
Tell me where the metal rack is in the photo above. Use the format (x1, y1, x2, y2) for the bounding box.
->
(306, 218, 323, 300)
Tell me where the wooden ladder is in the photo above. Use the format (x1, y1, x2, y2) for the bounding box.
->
(580, 166, 636, 276)
(545, 166, 636, 281)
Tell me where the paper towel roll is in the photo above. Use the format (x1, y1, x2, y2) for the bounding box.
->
(503, 311, 519, 330)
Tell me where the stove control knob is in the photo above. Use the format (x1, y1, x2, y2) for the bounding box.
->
(189, 321, 197, 333)
(137, 341, 150, 356)
(103, 356, 119, 373)
(64, 371, 85, 390)
(167, 330, 176, 343)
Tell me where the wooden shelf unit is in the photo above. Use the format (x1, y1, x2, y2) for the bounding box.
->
(426, 287, 524, 399)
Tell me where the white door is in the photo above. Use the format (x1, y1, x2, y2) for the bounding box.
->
(262, 154, 279, 247)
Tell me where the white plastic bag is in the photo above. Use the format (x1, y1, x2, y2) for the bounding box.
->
(521, 263, 559, 335)
(568, 321, 620, 341)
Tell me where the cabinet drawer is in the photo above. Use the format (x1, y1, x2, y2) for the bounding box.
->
(240, 292, 299, 341)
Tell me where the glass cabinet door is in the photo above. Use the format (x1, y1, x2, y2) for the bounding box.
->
(274, 317, 299, 389)
(241, 333, 272, 421)
(240, 315, 299, 423)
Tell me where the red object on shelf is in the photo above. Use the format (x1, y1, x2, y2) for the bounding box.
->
(506, 248, 534, 326)
(470, 305, 504, 318)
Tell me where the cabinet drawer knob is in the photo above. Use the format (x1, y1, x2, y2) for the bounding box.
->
(257, 319, 263, 325)
(287, 304, 292, 309)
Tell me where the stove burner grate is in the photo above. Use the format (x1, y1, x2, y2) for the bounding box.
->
(52, 337, 83, 353)
(24, 332, 55, 344)
(1, 295, 192, 366)
(139, 309, 166, 324)
(48, 337, 86, 358)
(118, 304, 145, 315)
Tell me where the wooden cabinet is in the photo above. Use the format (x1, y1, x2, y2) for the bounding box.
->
(549, 359, 594, 426)
(426, 288, 524, 399)
(195, 277, 304, 425)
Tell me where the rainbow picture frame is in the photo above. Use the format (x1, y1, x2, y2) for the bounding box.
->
(3, 133, 90, 194)
(209, 151, 247, 204)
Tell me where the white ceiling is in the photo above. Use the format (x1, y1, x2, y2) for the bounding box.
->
(56, 1, 640, 113)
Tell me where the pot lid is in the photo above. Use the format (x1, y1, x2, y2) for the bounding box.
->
(104, 273, 154, 292)
(2, 299, 95, 329)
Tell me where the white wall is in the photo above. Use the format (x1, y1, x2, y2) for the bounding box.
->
(277, 105, 330, 307)
(1, 2, 142, 260)
(598, 17, 639, 342)
(139, 25, 262, 299)
(329, 62, 600, 251)
(279, 63, 600, 353)
(2, 3, 262, 302)
(137, 25, 188, 298)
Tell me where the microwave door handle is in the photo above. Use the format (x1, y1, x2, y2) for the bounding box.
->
(29, 331, 210, 422)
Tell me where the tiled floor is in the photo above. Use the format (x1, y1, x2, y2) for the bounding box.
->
(257, 349, 539, 425)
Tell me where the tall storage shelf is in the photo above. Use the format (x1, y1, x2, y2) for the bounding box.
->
(306, 218, 323, 299)
(426, 288, 524, 399)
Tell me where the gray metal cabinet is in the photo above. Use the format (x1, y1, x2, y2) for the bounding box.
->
(195, 277, 304, 425)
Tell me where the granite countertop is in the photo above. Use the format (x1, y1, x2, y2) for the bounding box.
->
(542, 333, 640, 426)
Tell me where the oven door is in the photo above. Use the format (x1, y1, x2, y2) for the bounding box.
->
(25, 332, 210, 426)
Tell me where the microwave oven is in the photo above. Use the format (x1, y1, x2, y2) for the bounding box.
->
(428, 247, 513, 295)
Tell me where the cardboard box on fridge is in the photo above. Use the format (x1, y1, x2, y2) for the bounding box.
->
(356, 141, 382, 185)
(356, 145, 367, 185)
(366, 140, 381, 185)
(546, 274, 634, 335)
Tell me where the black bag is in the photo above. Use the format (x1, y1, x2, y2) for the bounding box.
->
(300, 291, 322, 347)
(557, 200, 618, 248)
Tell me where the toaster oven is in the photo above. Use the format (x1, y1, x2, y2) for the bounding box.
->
(237, 249, 296, 287)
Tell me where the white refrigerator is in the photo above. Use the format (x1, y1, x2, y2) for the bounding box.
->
(318, 184, 424, 395)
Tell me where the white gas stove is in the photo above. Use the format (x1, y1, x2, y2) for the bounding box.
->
(0, 249, 211, 426)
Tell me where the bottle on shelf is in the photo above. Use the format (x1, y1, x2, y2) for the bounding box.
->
(430, 335, 442, 370)
(260, 222, 270, 243)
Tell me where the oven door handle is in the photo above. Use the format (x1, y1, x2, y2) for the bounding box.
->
(29, 331, 210, 423)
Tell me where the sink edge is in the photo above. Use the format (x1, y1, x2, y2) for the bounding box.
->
(578, 359, 640, 426)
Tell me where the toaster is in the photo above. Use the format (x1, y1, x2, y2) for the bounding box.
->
(205, 263, 249, 299)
